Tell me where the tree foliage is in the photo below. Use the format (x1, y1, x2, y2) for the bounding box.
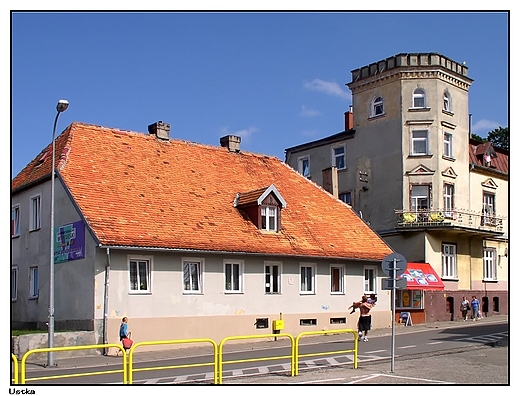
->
(471, 127, 509, 151)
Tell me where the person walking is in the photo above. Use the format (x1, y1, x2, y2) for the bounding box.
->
(357, 295, 374, 342)
(470, 296, 481, 321)
(460, 296, 470, 321)
(118, 317, 131, 355)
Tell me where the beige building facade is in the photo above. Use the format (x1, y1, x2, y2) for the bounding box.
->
(286, 53, 508, 323)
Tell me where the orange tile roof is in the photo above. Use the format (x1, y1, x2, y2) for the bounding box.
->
(12, 122, 393, 261)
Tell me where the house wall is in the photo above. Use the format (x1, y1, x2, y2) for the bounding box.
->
(11, 178, 97, 330)
(94, 249, 392, 352)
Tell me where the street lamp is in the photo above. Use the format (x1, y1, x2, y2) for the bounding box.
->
(47, 99, 69, 367)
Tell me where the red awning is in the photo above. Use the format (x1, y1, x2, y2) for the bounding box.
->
(399, 262, 444, 290)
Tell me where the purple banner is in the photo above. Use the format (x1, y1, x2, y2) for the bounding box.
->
(54, 220, 85, 263)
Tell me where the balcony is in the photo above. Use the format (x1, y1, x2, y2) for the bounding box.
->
(395, 208, 505, 233)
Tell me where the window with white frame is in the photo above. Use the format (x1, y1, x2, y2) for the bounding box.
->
(364, 266, 377, 294)
(411, 185, 430, 212)
(412, 88, 426, 108)
(300, 263, 316, 294)
(332, 145, 346, 170)
(265, 261, 281, 294)
(12, 266, 18, 302)
(483, 248, 497, 281)
(411, 130, 429, 155)
(224, 259, 243, 293)
(443, 132, 453, 158)
(129, 257, 151, 293)
(183, 258, 203, 293)
(29, 266, 39, 298)
(482, 192, 496, 225)
(443, 183, 454, 218)
(443, 91, 452, 112)
(11, 205, 20, 237)
(330, 265, 345, 294)
(298, 155, 310, 178)
(30, 194, 41, 231)
(339, 191, 352, 205)
(261, 205, 278, 231)
(372, 96, 384, 116)
(442, 243, 457, 278)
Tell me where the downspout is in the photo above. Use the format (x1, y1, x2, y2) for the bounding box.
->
(102, 247, 111, 356)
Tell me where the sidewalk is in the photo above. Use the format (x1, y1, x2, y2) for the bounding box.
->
(22, 314, 508, 377)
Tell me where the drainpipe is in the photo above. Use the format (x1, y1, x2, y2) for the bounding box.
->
(102, 247, 111, 355)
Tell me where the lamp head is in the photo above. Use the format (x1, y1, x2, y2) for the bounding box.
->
(56, 99, 69, 113)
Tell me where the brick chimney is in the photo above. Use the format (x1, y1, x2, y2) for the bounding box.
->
(220, 135, 241, 153)
(148, 121, 171, 140)
(344, 109, 354, 131)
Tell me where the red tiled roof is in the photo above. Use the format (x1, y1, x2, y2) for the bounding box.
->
(469, 140, 508, 174)
(12, 122, 393, 261)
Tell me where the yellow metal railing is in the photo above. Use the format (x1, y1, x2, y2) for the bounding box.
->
(294, 329, 358, 375)
(218, 333, 295, 384)
(12, 354, 19, 384)
(20, 344, 127, 384)
(16, 329, 358, 384)
(127, 338, 218, 384)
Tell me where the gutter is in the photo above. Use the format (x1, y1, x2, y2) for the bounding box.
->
(102, 247, 111, 355)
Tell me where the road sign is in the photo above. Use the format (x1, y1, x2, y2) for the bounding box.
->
(381, 253, 407, 277)
(381, 277, 407, 290)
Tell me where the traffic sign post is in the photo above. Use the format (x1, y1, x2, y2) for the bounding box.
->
(381, 253, 407, 373)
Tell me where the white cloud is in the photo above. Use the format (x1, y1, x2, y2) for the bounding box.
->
(300, 105, 321, 117)
(471, 119, 502, 135)
(303, 79, 350, 100)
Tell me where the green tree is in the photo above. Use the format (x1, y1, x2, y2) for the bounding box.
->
(471, 133, 486, 143)
(487, 126, 509, 151)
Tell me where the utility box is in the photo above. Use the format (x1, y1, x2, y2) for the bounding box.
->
(273, 319, 284, 331)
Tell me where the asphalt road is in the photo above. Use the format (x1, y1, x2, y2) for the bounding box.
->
(17, 317, 509, 386)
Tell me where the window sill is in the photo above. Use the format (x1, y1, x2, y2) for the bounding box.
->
(224, 291, 244, 294)
(369, 113, 386, 120)
(29, 228, 41, 233)
(28, 296, 38, 300)
(12, 235, 20, 239)
(183, 291, 203, 295)
(408, 154, 433, 158)
(300, 292, 316, 295)
(442, 155, 455, 162)
(442, 110, 454, 116)
(482, 279, 498, 283)
(441, 277, 459, 282)
(129, 291, 152, 295)
(408, 107, 431, 112)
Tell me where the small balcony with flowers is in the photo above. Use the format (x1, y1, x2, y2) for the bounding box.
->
(395, 208, 505, 236)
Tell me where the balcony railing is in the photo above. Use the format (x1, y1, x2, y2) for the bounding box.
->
(395, 208, 505, 232)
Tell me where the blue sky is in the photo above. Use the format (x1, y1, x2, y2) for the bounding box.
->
(10, 11, 509, 177)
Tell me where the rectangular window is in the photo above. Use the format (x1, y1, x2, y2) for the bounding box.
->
(339, 192, 352, 205)
(483, 248, 497, 281)
(442, 243, 457, 278)
(482, 192, 496, 225)
(183, 259, 203, 293)
(332, 145, 346, 170)
(12, 205, 20, 237)
(261, 206, 277, 231)
(30, 195, 41, 231)
(298, 155, 310, 178)
(29, 266, 39, 298)
(129, 257, 151, 293)
(330, 265, 344, 294)
(12, 266, 18, 302)
(411, 130, 428, 155)
(411, 185, 430, 212)
(396, 290, 423, 309)
(443, 184, 454, 218)
(224, 260, 243, 293)
(265, 262, 281, 294)
(300, 263, 316, 294)
(364, 266, 377, 294)
(443, 132, 453, 158)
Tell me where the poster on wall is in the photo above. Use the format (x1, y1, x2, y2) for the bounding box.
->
(412, 290, 422, 307)
(53, 220, 85, 263)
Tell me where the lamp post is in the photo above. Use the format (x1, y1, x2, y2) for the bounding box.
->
(47, 99, 69, 367)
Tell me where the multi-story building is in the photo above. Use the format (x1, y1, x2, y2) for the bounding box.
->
(285, 53, 508, 324)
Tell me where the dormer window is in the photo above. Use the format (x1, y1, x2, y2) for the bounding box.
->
(261, 206, 277, 231)
(234, 184, 287, 232)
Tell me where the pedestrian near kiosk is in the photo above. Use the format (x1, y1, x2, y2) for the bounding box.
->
(460, 296, 470, 321)
(471, 296, 481, 321)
